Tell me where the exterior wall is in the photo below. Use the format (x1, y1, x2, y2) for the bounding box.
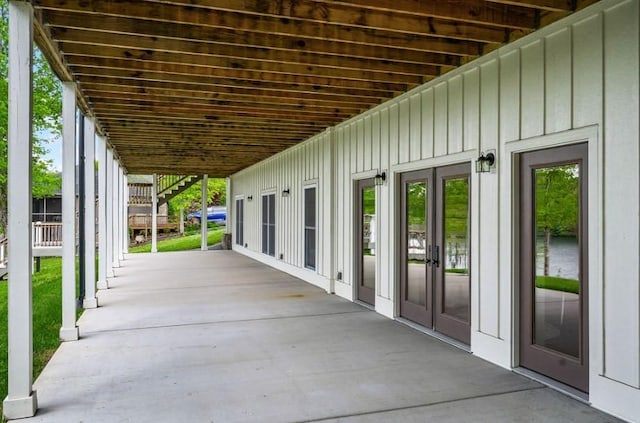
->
(230, 0, 639, 420)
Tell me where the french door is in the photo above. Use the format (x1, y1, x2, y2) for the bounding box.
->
(400, 163, 471, 344)
(519, 143, 589, 392)
(356, 179, 376, 306)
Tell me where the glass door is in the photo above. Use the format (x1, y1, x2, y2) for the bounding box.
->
(400, 163, 471, 344)
(519, 143, 589, 392)
(434, 164, 471, 344)
(356, 179, 376, 306)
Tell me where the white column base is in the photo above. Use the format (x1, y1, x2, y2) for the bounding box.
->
(97, 279, 109, 290)
(59, 326, 79, 342)
(82, 297, 98, 309)
(112, 260, 120, 268)
(3, 391, 37, 420)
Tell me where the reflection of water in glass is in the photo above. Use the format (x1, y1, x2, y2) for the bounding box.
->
(535, 236, 579, 279)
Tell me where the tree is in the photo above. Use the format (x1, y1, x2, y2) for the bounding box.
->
(168, 178, 227, 216)
(0, 1, 62, 232)
(535, 165, 579, 276)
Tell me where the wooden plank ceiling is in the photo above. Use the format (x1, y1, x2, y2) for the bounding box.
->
(31, 0, 597, 176)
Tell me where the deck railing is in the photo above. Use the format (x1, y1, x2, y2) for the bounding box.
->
(128, 183, 153, 205)
(32, 222, 63, 247)
(128, 214, 178, 229)
(0, 237, 7, 269)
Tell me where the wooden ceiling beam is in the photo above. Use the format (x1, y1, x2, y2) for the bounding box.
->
(89, 95, 358, 117)
(100, 117, 326, 132)
(35, 0, 510, 43)
(59, 43, 430, 85)
(259, 0, 536, 29)
(48, 23, 465, 69)
(66, 56, 411, 93)
(71, 68, 396, 99)
(91, 101, 351, 121)
(104, 121, 318, 133)
(83, 90, 367, 113)
(77, 77, 382, 106)
(485, 0, 573, 12)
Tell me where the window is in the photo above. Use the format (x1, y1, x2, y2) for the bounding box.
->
(304, 186, 317, 270)
(235, 198, 244, 246)
(261, 193, 275, 256)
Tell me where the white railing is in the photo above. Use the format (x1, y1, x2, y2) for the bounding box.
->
(0, 237, 7, 269)
(32, 222, 63, 247)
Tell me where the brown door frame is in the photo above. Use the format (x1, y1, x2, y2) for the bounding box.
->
(398, 163, 471, 345)
(519, 143, 589, 392)
(355, 178, 376, 305)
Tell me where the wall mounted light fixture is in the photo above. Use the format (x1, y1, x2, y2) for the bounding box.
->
(475, 151, 496, 173)
(282, 188, 290, 197)
(374, 171, 386, 186)
(247, 195, 253, 201)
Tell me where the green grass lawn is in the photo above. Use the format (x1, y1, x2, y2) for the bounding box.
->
(129, 228, 225, 253)
(0, 257, 70, 417)
(535, 275, 580, 294)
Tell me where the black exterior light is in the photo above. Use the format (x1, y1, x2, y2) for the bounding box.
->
(282, 188, 290, 197)
(374, 171, 386, 186)
(476, 151, 496, 173)
(247, 195, 253, 201)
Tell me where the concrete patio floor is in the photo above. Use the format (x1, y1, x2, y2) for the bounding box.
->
(18, 251, 618, 422)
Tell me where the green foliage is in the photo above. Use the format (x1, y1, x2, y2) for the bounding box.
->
(0, 1, 63, 231)
(535, 165, 579, 236)
(0, 258, 71, 416)
(167, 178, 227, 216)
(129, 228, 225, 253)
(535, 275, 580, 294)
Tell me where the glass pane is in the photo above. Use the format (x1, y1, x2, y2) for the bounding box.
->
(305, 228, 316, 269)
(261, 224, 267, 253)
(305, 188, 316, 228)
(406, 182, 427, 306)
(362, 186, 375, 290)
(533, 164, 581, 358)
(268, 224, 275, 257)
(443, 177, 470, 322)
(268, 194, 275, 225)
(262, 196, 268, 224)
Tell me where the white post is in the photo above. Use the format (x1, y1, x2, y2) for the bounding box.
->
(112, 159, 120, 268)
(201, 174, 208, 251)
(151, 174, 158, 253)
(3, 1, 38, 418)
(97, 136, 108, 289)
(59, 82, 79, 341)
(105, 149, 115, 277)
(83, 117, 97, 308)
(179, 207, 184, 235)
(225, 177, 231, 235)
(118, 166, 125, 261)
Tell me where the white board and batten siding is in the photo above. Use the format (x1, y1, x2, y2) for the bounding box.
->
(230, 0, 640, 420)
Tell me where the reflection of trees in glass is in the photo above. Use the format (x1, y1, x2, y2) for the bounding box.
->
(407, 182, 426, 225)
(444, 178, 469, 271)
(363, 187, 375, 215)
(535, 165, 579, 276)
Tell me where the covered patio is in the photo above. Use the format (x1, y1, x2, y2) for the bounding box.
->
(18, 251, 615, 422)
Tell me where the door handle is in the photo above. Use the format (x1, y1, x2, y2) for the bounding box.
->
(426, 245, 432, 265)
(433, 245, 440, 267)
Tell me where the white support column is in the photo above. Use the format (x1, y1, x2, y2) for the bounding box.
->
(3, 1, 38, 418)
(83, 118, 97, 309)
(201, 174, 208, 251)
(118, 166, 125, 261)
(105, 149, 115, 277)
(112, 158, 120, 268)
(151, 174, 158, 253)
(60, 82, 79, 341)
(225, 177, 231, 236)
(97, 136, 108, 289)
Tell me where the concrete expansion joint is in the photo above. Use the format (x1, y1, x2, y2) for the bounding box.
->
(303, 386, 548, 422)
